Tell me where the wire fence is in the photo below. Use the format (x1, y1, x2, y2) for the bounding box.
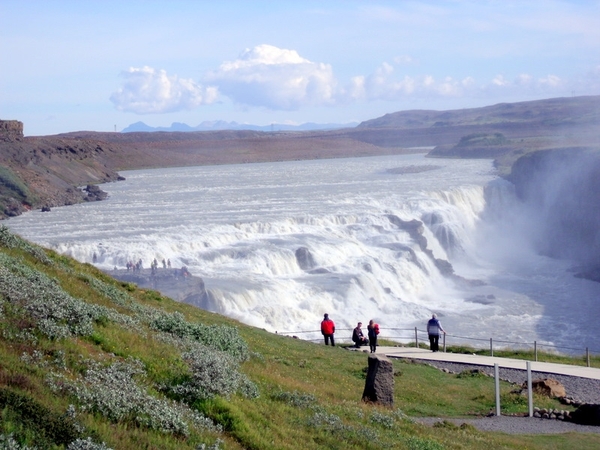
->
(276, 327, 599, 367)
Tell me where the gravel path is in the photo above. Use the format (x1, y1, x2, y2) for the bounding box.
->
(408, 359, 600, 435)
(413, 415, 600, 434)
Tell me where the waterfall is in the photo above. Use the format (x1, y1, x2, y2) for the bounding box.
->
(8, 154, 600, 351)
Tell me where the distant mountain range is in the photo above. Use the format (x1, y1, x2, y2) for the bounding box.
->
(121, 120, 359, 133)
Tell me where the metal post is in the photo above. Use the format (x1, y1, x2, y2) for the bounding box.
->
(442, 333, 446, 353)
(527, 361, 533, 417)
(490, 338, 493, 357)
(415, 327, 418, 348)
(494, 364, 501, 416)
(534, 341, 537, 362)
(587, 347, 590, 368)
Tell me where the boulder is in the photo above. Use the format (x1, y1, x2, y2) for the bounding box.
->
(295, 247, 316, 270)
(570, 404, 600, 426)
(83, 184, 108, 202)
(362, 354, 394, 407)
(527, 378, 566, 398)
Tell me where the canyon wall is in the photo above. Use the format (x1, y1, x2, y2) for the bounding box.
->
(508, 148, 600, 279)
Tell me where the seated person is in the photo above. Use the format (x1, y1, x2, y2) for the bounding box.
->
(352, 322, 369, 348)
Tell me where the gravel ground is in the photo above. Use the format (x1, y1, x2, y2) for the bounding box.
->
(412, 415, 600, 434)
(407, 359, 600, 435)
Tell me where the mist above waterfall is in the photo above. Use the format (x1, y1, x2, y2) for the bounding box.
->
(7, 154, 600, 352)
(509, 148, 600, 267)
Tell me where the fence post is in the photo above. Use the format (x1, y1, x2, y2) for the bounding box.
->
(534, 341, 537, 362)
(442, 333, 446, 353)
(527, 361, 533, 417)
(415, 327, 418, 348)
(490, 338, 493, 357)
(494, 364, 501, 416)
(587, 347, 590, 368)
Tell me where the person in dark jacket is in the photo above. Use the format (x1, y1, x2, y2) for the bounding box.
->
(367, 319, 380, 353)
(352, 322, 369, 348)
(427, 313, 446, 352)
(321, 313, 336, 346)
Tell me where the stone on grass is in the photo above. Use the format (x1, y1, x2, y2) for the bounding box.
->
(362, 354, 394, 407)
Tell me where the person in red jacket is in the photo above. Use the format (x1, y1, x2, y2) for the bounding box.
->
(321, 313, 336, 346)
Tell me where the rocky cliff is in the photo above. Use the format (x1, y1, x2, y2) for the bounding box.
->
(0, 120, 24, 141)
(0, 126, 122, 217)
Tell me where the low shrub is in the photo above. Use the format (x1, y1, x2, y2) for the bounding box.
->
(46, 357, 219, 437)
(0, 226, 51, 265)
(270, 390, 316, 408)
(150, 312, 249, 362)
(168, 345, 258, 402)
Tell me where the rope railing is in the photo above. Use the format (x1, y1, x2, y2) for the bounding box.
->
(276, 326, 599, 367)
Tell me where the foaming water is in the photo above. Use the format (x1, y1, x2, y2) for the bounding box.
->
(6, 154, 600, 352)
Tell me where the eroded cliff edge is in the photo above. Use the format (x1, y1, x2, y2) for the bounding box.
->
(0, 120, 122, 217)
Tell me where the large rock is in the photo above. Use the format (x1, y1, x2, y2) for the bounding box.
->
(108, 268, 214, 310)
(362, 354, 394, 406)
(295, 247, 316, 270)
(570, 404, 600, 426)
(528, 378, 566, 398)
(83, 184, 108, 202)
(386, 214, 455, 276)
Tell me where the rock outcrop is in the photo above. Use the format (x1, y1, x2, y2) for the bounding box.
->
(386, 215, 455, 276)
(108, 268, 214, 310)
(83, 184, 108, 202)
(295, 247, 316, 271)
(0, 120, 24, 142)
(528, 378, 567, 398)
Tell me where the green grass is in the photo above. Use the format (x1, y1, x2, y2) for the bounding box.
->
(0, 226, 599, 449)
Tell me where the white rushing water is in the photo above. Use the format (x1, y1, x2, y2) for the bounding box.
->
(6, 153, 600, 352)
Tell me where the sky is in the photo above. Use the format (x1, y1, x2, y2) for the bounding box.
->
(2, 1, 600, 136)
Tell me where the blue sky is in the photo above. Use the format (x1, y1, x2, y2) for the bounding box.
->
(2, 0, 600, 136)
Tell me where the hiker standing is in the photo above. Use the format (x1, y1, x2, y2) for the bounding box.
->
(427, 314, 446, 352)
(367, 319, 380, 353)
(321, 313, 336, 346)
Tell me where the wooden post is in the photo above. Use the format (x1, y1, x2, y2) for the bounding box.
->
(414, 327, 418, 348)
(490, 338, 493, 357)
(587, 347, 590, 368)
(534, 341, 537, 362)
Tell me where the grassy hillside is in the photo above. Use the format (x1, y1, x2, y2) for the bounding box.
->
(0, 225, 599, 449)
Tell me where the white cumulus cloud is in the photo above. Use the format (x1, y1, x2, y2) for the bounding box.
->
(205, 44, 337, 110)
(110, 66, 218, 114)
